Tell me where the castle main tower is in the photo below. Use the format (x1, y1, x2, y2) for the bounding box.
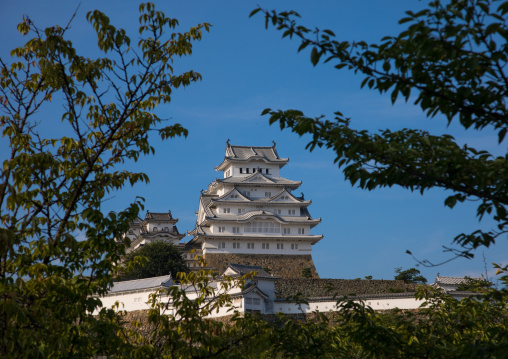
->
(187, 141, 323, 278)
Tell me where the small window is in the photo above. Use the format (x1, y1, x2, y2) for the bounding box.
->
(247, 243, 255, 249)
(240, 168, 243, 174)
(283, 228, 290, 234)
(266, 169, 270, 174)
(288, 209, 296, 215)
(219, 242, 226, 248)
(246, 168, 249, 174)
(223, 208, 231, 214)
(252, 168, 255, 173)
(233, 242, 240, 249)
(298, 228, 305, 234)
(277, 243, 284, 249)
(164, 227, 169, 231)
(262, 243, 270, 249)
(153, 227, 158, 232)
(245, 191, 250, 197)
(218, 227, 226, 233)
(265, 192, 271, 197)
(291, 243, 299, 250)
(232, 227, 240, 234)
(245, 297, 261, 305)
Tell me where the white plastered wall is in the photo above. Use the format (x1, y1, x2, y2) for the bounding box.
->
(202, 239, 312, 255)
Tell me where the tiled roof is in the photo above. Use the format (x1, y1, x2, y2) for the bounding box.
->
(109, 275, 173, 293)
(215, 142, 289, 170)
(435, 276, 482, 285)
(238, 283, 269, 298)
(210, 186, 311, 207)
(187, 224, 207, 237)
(227, 144, 287, 162)
(240, 172, 276, 183)
(217, 176, 301, 187)
(145, 211, 173, 220)
(225, 263, 276, 279)
(189, 229, 322, 243)
(204, 210, 321, 224)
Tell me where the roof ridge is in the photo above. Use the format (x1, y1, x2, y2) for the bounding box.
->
(114, 274, 172, 284)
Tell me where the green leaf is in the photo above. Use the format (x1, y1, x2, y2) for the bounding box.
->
(249, 8, 261, 18)
(310, 47, 320, 66)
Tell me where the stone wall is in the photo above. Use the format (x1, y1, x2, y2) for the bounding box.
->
(203, 253, 319, 278)
(275, 278, 418, 298)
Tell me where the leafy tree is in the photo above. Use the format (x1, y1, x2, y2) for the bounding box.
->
(336, 282, 508, 358)
(251, 0, 508, 262)
(0, 3, 208, 356)
(394, 267, 428, 284)
(120, 241, 189, 280)
(455, 275, 493, 292)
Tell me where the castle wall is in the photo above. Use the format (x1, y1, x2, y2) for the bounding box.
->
(274, 278, 418, 298)
(203, 253, 319, 278)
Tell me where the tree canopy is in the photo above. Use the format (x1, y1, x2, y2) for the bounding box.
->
(394, 267, 428, 284)
(120, 241, 189, 281)
(0, 3, 208, 356)
(251, 0, 508, 263)
(455, 275, 494, 291)
(2, 1, 508, 357)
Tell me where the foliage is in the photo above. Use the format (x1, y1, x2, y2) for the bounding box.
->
(335, 283, 508, 358)
(301, 267, 312, 278)
(120, 241, 189, 280)
(95, 264, 508, 358)
(455, 275, 493, 291)
(387, 286, 405, 293)
(394, 267, 428, 284)
(119, 269, 273, 358)
(0, 3, 209, 356)
(251, 0, 508, 262)
(2, 1, 508, 357)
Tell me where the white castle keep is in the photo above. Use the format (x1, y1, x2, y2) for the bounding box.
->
(122, 142, 323, 278)
(186, 141, 323, 277)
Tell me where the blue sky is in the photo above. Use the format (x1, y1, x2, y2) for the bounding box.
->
(1, 0, 506, 283)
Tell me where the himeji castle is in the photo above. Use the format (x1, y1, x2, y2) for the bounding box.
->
(187, 141, 323, 278)
(105, 142, 477, 317)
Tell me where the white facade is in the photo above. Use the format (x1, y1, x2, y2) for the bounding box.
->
(123, 211, 185, 253)
(96, 265, 440, 318)
(188, 142, 323, 256)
